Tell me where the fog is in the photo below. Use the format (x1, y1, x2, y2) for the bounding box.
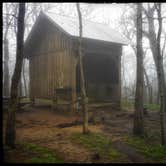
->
(3, 3, 166, 101)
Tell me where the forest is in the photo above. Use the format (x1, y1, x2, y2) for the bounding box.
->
(2, 2, 166, 163)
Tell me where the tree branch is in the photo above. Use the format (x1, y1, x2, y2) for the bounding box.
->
(156, 3, 162, 50)
(161, 33, 166, 57)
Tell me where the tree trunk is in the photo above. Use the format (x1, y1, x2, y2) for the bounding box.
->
(3, 4, 14, 98)
(156, 89, 160, 105)
(18, 77, 23, 97)
(5, 3, 25, 148)
(22, 59, 27, 96)
(149, 86, 153, 104)
(143, 78, 147, 104)
(3, 38, 10, 97)
(157, 61, 166, 145)
(76, 3, 89, 134)
(143, 67, 153, 104)
(143, 3, 165, 145)
(156, 3, 166, 145)
(133, 3, 144, 136)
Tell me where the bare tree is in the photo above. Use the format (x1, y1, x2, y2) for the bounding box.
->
(3, 37, 10, 97)
(76, 3, 89, 134)
(22, 59, 27, 96)
(143, 3, 165, 145)
(119, 4, 155, 105)
(133, 3, 144, 136)
(5, 3, 25, 148)
(11, 3, 23, 96)
(143, 66, 153, 104)
(22, 3, 55, 97)
(3, 4, 14, 97)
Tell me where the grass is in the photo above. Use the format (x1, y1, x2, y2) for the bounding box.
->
(125, 136, 166, 163)
(121, 100, 134, 110)
(17, 142, 64, 163)
(144, 103, 160, 111)
(121, 100, 160, 111)
(70, 132, 121, 161)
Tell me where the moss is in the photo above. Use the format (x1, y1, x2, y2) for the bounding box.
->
(19, 142, 64, 163)
(26, 155, 63, 163)
(125, 136, 166, 163)
(70, 132, 121, 161)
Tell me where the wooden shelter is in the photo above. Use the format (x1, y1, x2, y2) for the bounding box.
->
(24, 11, 128, 110)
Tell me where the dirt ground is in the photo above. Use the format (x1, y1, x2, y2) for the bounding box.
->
(3, 105, 166, 163)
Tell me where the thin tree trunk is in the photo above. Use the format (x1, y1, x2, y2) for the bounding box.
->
(3, 4, 14, 97)
(22, 59, 27, 96)
(133, 3, 144, 136)
(143, 67, 152, 104)
(157, 53, 166, 145)
(157, 89, 160, 105)
(18, 77, 23, 97)
(156, 3, 165, 145)
(3, 38, 10, 97)
(149, 86, 153, 104)
(143, 3, 165, 145)
(76, 3, 89, 134)
(18, 78, 23, 110)
(5, 3, 25, 148)
(143, 77, 147, 104)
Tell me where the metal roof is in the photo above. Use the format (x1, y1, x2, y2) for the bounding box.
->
(42, 12, 129, 45)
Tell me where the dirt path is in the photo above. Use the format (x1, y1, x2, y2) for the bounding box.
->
(3, 107, 104, 163)
(16, 125, 102, 163)
(3, 106, 163, 163)
(112, 140, 152, 163)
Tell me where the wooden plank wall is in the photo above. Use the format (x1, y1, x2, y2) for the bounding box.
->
(28, 19, 122, 105)
(29, 22, 76, 101)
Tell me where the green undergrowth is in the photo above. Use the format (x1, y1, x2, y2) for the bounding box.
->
(70, 132, 122, 161)
(121, 100, 134, 110)
(125, 136, 166, 163)
(121, 100, 160, 112)
(144, 103, 160, 111)
(18, 142, 64, 163)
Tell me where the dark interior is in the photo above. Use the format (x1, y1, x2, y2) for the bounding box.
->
(76, 53, 119, 101)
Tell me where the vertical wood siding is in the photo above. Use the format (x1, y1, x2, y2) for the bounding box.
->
(29, 24, 76, 100)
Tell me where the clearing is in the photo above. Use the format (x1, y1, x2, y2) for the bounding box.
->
(3, 101, 166, 163)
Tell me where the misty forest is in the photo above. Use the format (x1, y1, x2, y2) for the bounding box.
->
(3, 2, 166, 163)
